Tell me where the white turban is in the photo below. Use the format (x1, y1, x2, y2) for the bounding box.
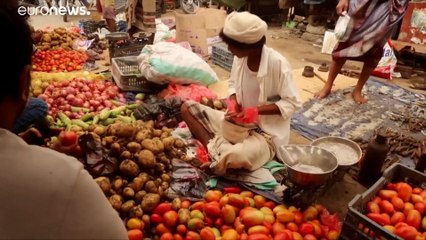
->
(223, 11, 267, 44)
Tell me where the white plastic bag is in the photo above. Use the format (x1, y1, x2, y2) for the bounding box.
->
(137, 42, 219, 86)
(322, 30, 339, 54)
(334, 11, 351, 42)
(372, 39, 398, 80)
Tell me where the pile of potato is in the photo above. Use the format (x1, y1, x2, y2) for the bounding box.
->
(91, 120, 188, 220)
(37, 27, 81, 51)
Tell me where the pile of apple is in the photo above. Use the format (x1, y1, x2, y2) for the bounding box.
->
(364, 181, 426, 240)
(127, 190, 342, 240)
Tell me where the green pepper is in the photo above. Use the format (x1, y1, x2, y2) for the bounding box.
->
(71, 119, 89, 130)
(58, 112, 71, 126)
(110, 106, 126, 118)
(71, 106, 90, 113)
(92, 115, 100, 125)
(80, 113, 94, 122)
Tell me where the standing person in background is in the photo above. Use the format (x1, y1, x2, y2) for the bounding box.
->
(0, 1, 127, 238)
(314, 0, 408, 104)
(96, 0, 117, 32)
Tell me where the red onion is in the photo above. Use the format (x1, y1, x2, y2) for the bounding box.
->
(66, 94, 75, 101)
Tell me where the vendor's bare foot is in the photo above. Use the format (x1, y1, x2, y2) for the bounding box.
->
(314, 86, 332, 99)
(352, 91, 368, 104)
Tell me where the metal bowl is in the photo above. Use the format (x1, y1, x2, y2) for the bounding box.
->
(311, 136, 362, 168)
(279, 145, 338, 187)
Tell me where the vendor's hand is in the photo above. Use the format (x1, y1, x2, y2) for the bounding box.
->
(336, 0, 349, 15)
(18, 128, 43, 144)
(50, 132, 80, 156)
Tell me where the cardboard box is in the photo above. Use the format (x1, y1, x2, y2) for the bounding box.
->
(175, 8, 227, 56)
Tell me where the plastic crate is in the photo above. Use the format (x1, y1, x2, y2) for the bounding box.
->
(111, 56, 165, 93)
(212, 43, 234, 71)
(340, 163, 426, 240)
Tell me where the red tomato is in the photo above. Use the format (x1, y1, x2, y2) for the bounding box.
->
(60, 131, 77, 146)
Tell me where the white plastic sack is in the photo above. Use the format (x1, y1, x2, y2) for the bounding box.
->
(372, 39, 398, 80)
(137, 42, 219, 86)
(321, 30, 339, 54)
(334, 11, 351, 42)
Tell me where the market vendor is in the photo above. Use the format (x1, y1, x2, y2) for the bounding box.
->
(96, 0, 117, 32)
(0, 1, 127, 238)
(181, 12, 302, 175)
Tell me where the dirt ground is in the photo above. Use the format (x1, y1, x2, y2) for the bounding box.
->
(29, 13, 424, 218)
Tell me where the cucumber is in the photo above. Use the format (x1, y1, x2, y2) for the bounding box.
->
(99, 108, 111, 120)
(71, 119, 89, 130)
(80, 113, 94, 122)
(92, 115, 100, 125)
(71, 106, 90, 113)
(57, 112, 71, 126)
(110, 106, 126, 118)
(101, 118, 115, 126)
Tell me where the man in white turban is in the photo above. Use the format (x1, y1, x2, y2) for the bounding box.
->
(181, 12, 302, 175)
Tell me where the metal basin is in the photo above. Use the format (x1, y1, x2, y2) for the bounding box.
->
(311, 136, 362, 168)
(279, 145, 338, 187)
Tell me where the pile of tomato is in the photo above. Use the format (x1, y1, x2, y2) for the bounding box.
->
(32, 48, 88, 72)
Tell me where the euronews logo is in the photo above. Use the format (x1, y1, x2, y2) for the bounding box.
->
(18, 5, 91, 16)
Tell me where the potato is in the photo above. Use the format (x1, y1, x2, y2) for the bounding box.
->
(121, 200, 136, 213)
(115, 123, 135, 138)
(142, 214, 150, 228)
(161, 173, 171, 183)
(110, 142, 121, 155)
(135, 129, 151, 142)
(129, 205, 143, 218)
(138, 172, 150, 182)
(102, 136, 116, 147)
(138, 149, 156, 168)
(153, 139, 164, 154)
(95, 177, 111, 194)
(120, 150, 132, 160)
(158, 187, 164, 197)
(161, 181, 169, 191)
(156, 163, 165, 173)
(119, 160, 140, 177)
(144, 180, 158, 194)
(112, 177, 125, 191)
(127, 142, 141, 153)
(174, 139, 185, 148)
(153, 129, 162, 137)
(145, 120, 155, 129)
(141, 139, 155, 151)
(155, 178, 162, 186)
(123, 187, 135, 199)
(162, 126, 172, 133)
(109, 194, 123, 211)
(135, 190, 147, 203)
(162, 137, 175, 151)
(141, 193, 160, 212)
(129, 177, 145, 192)
(93, 126, 105, 136)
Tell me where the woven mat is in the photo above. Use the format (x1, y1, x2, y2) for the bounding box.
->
(291, 78, 426, 169)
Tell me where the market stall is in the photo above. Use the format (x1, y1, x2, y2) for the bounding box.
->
(25, 6, 426, 240)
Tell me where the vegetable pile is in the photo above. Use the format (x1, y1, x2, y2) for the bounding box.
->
(38, 78, 125, 120)
(32, 48, 88, 73)
(31, 71, 105, 96)
(36, 27, 81, 51)
(89, 120, 187, 224)
(364, 182, 426, 240)
(124, 189, 342, 240)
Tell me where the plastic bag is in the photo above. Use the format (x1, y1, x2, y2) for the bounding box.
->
(167, 158, 209, 201)
(372, 39, 398, 80)
(320, 209, 342, 232)
(233, 107, 259, 125)
(334, 12, 351, 42)
(77, 133, 119, 178)
(159, 84, 218, 102)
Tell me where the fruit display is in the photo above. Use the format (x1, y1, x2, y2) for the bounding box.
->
(38, 78, 126, 121)
(31, 71, 105, 96)
(363, 181, 426, 239)
(122, 189, 342, 240)
(32, 48, 88, 73)
(36, 27, 81, 51)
